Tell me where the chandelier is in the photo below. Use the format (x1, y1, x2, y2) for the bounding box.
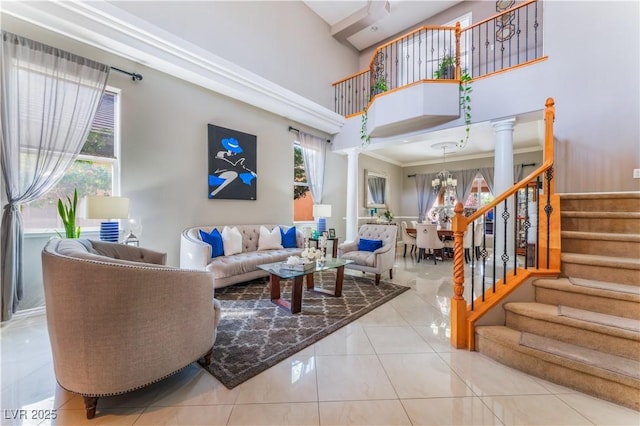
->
(431, 142, 457, 194)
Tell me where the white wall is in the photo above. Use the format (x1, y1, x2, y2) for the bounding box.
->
(108, 0, 360, 109)
(2, 13, 349, 311)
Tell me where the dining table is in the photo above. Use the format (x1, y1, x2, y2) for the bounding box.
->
(406, 228, 454, 240)
(406, 227, 455, 260)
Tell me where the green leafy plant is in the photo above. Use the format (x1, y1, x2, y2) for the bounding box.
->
(361, 77, 389, 149)
(434, 55, 456, 79)
(458, 68, 472, 148)
(383, 210, 394, 221)
(361, 105, 371, 148)
(57, 188, 81, 238)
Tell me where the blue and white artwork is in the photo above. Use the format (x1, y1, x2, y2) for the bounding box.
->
(207, 124, 257, 200)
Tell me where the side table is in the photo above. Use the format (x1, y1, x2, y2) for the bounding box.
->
(309, 236, 339, 258)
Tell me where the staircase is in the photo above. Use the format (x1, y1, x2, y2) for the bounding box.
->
(475, 192, 640, 410)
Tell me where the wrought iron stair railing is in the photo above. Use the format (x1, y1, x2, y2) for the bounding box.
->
(449, 97, 561, 350)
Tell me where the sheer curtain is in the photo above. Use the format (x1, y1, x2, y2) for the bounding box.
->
(454, 168, 479, 206)
(1, 31, 109, 321)
(298, 131, 327, 204)
(415, 173, 437, 223)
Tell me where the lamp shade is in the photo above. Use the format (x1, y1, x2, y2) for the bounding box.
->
(82, 196, 129, 219)
(312, 204, 332, 218)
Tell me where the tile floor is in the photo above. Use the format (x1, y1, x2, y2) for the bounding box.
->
(2, 250, 639, 425)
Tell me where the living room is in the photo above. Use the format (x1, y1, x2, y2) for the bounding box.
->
(1, 0, 639, 424)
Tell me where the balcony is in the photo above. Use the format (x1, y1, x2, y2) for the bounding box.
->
(332, 0, 545, 149)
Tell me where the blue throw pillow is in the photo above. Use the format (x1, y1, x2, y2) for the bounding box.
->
(280, 226, 297, 248)
(358, 238, 383, 252)
(199, 228, 224, 258)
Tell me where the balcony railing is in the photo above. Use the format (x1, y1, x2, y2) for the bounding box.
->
(449, 98, 561, 350)
(332, 0, 544, 117)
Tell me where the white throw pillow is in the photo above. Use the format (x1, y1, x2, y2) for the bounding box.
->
(257, 226, 283, 251)
(221, 226, 243, 256)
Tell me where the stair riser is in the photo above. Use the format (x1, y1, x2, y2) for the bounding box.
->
(475, 332, 640, 411)
(561, 198, 640, 212)
(505, 311, 639, 360)
(561, 217, 640, 233)
(535, 287, 640, 320)
(561, 238, 640, 259)
(561, 262, 640, 287)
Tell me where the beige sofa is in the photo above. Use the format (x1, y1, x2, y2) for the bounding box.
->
(180, 224, 305, 288)
(42, 238, 221, 419)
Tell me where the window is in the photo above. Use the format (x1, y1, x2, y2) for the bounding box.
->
(22, 88, 121, 232)
(293, 144, 314, 221)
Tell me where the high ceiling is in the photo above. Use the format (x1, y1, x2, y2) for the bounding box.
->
(303, 1, 461, 51)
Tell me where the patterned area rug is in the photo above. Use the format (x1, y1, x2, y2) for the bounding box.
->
(202, 271, 409, 388)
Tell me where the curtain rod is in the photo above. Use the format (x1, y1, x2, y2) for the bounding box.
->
(288, 126, 330, 143)
(111, 66, 143, 81)
(407, 163, 537, 178)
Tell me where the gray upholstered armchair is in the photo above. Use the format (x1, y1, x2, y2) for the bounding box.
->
(41, 239, 221, 419)
(338, 224, 398, 285)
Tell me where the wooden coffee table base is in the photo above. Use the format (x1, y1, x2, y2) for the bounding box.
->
(306, 265, 345, 297)
(270, 274, 304, 314)
(268, 265, 346, 314)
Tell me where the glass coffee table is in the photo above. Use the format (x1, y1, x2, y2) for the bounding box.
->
(256, 259, 353, 314)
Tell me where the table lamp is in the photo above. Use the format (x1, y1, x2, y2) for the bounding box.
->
(312, 204, 332, 233)
(82, 196, 130, 242)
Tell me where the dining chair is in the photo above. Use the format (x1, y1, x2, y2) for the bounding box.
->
(400, 221, 416, 257)
(415, 223, 445, 264)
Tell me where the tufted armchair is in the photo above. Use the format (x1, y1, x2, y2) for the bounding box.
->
(42, 238, 221, 419)
(338, 224, 398, 285)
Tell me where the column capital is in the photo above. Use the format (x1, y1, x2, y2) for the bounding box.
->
(490, 117, 516, 132)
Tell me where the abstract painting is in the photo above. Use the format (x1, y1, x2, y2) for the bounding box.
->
(207, 124, 257, 200)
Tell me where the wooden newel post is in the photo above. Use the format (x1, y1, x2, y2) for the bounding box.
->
(450, 201, 468, 349)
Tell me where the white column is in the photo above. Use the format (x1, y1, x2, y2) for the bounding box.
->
(491, 118, 516, 266)
(345, 148, 359, 242)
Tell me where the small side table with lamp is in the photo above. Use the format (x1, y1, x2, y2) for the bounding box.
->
(81, 195, 130, 242)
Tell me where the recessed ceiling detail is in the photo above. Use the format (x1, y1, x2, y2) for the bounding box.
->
(330, 1, 390, 44)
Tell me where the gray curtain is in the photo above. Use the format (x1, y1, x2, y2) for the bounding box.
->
(1, 31, 109, 321)
(415, 173, 437, 222)
(478, 167, 495, 194)
(368, 176, 385, 204)
(454, 168, 479, 206)
(514, 164, 524, 183)
(298, 131, 327, 204)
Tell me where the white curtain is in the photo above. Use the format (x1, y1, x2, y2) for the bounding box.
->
(298, 131, 327, 204)
(1, 31, 109, 321)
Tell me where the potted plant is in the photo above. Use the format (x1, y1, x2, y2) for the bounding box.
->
(434, 55, 456, 79)
(57, 188, 81, 238)
(383, 210, 394, 222)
